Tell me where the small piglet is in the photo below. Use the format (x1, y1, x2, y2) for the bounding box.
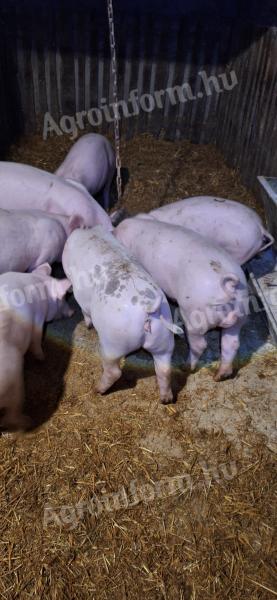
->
(0, 264, 72, 431)
(0, 209, 80, 274)
(62, 227, 182, 403)
(0, 161, 113, 230)
(116, 218, 249, 380)
(146, 196, 274, 265)
(55, 134, 115, 210)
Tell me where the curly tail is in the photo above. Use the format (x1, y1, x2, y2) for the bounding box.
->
(160, 315, 183, 335)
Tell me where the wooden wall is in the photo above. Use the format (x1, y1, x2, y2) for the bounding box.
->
(216, 26, 277, 187)
(0, 1, 276, 188)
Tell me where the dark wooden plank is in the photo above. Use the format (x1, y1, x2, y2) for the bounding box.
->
(174, 19, 198, 140)
(0, 1, 276, 191)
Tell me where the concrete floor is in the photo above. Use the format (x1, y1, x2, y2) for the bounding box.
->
(47, 280, 277, 453)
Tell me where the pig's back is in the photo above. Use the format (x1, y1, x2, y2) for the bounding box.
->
(0, 213, 34, 273)
(149, 196, 262, 263)
(118, 218, 245, 301)
(56, 134, 115, 191)
(0, 161, 89, 209)
(64, 227, 163, 313)
(137, 218, 243, 275)
(0, 162, 56, 206)
(151, 196, 260, 223)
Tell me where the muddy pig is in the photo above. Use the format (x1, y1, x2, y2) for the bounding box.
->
(62, 226, 182, 403)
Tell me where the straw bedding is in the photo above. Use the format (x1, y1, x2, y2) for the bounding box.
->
(0, 131, 275, 600)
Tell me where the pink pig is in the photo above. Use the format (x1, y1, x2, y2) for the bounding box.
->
(55, 134, 115, 210)
(0, 209, 80, 273)
(0, 161, 113, 230)
(0, 264, 72, 431)
(115, 218, 249, 381)
(145, 196, 274, 264)
(11, 209, 83, 238)
(62, 227, 182, 404)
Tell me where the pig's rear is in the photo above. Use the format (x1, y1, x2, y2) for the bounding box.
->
(63, 226, 177, 403)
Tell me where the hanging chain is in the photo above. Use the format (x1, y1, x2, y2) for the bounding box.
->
(107, 0, 122, 201)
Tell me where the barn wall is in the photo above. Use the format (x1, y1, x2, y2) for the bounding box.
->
(1, 5, 234, 140)
(0, 1, 276, 189)
(215, 26, 277, 187)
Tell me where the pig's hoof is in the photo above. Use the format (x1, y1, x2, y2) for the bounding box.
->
(96, 383, 109, 395)
(214, 372, 222, 382)
(214, 369, 233, 382)
(188, 360, 197, 372)
(97, 367, 122, 394)
(96, 378, 120, 395)
(160, 392, 174, 405)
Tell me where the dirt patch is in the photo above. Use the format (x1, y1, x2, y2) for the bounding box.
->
(139, 431, 184, 459)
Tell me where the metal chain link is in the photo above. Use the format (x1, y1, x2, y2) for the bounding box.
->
(107, 0, 122, 201)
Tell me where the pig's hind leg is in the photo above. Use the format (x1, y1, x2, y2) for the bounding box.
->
(96, 317, 143, 394)
(143, 305, 174, 404)
(83, 311, 93, 329)
(152, 352, 173, 404)
(97, 354, 122, 394)
(215, 324, 241, 381)
(186, 331, 207, 370)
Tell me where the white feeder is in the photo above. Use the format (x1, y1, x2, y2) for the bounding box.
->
(247, 177, 277, 345)
(258, 176, 277, 249)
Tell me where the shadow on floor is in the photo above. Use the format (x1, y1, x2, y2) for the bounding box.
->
(23, 294, 82, 431)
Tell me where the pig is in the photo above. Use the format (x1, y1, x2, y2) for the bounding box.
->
(144, 196, 274, 265)
(62, 226, 183, 404)
(55, 134, 116, 210)
(9, 209, 83, 238)
(0, 263, 72, 431)
(0, 161, 113, 230)
(115, 218, 249, 381)
(0, 209, 78, 273)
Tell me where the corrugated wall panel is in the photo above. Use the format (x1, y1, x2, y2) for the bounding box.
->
(216, 26, 277, 186)
(0, 2, 276, 188)
(3, 9, 235, 139)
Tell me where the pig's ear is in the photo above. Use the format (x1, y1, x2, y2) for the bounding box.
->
(55, 278, 72, 299)
(68, 215, 83, 233)
(34, 263, 52, 277)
